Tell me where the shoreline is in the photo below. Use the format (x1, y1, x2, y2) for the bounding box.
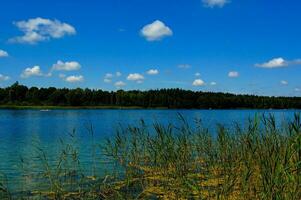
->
(0, 105, 167, 110)
(0, 105, 300, 110)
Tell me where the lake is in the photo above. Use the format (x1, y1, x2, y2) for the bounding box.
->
(0, 109, 300, 190)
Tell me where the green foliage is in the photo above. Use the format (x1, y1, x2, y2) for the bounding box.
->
(0, 173, 11, 200)
(0, 82, 301, 108)
(103, 114, 301, 199)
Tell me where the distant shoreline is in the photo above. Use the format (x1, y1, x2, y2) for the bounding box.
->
(1, 83, 300, 110)
(0, 105, 168, 110)
(0, 105, 300, 110)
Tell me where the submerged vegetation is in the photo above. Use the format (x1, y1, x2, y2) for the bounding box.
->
(1, 82, 301, 109)
(0, 114, 301, 199)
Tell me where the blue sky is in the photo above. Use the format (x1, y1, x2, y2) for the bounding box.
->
(0, 0, 300, 96)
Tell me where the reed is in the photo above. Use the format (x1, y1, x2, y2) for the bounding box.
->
(103, 114, 301, 199)
(0, 114, 300, 199)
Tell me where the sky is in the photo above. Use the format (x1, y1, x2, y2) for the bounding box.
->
(0, 0, 300, 96)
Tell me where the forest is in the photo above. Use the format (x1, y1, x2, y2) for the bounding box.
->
(0, 82, 300, 109)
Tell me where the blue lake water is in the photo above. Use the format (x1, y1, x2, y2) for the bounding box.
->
(0, 109, 300, 190)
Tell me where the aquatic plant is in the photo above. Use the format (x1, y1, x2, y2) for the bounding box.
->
(103, 114, 301, 199)
(0, 114, 300, 199)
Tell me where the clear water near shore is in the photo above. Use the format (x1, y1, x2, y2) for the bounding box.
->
(0, 109, 300, 191)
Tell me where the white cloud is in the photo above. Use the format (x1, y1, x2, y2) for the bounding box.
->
(0, 50, 8, 57)
(295, 88, 301, 92)
(140, 20, 173, 41)
(280, 80, 288, 85)
(21, 65, 43, 78)
(210, 81, 217, 86)
(0, 74, 10, 81)
(10, 17, 76, 44)
(127, 73, 144, 81)
(105, 73, 114, 79)
(65, 75, 84, 83)
(147, 69, 159, 75)
(203, 0, 229, 8)
(255, 57, 301, 69)
(255, 57, 288, 68)
(178, 64, 191, 69)
(228, 71, 239, 78)
(115, 81, 126, 87)
(192, 79, 205, 86)
(195, 72, 201, 77)
(104, 78, 112, 83)
(52, 60, 81, 71)
(104, 72, 121, 83)
(104, 73, 113, 83)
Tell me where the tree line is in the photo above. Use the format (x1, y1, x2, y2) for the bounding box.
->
(0, 82, 300, 109)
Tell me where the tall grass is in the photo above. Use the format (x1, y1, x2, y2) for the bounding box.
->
(103, 114, 301, 199)
(0, 114, 300, 199)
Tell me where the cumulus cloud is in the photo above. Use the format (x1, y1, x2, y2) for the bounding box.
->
(280, 80, 288, 85)
(9, 17, 76, 44)
(127, 73, 144, 81)
(0, 50, 8, 57)
(255, 57, 301, 68)
(178, 64, 191, 69)
(65, 75, 84, 83)
(21, 65, 43, 78)
(147, 69, 159, 75)
(192, 79, 205, 86)
(195, 72, 201, 77)
(104, 73, 114, 79)
(0, 74, 10, 81)
(104, 73, 113, 83)
(210, 81, 217, 86)
(104, 78, 112, 83)
(255, 58, 288, 68)
(104, 72, 122, 83)
(228, 71, 239, 78)
(52, 60, 81, 71)
(203, 0, 229, 8)
(295, 88, 301, 92)
(115, 81, 126, 87)
(140, 20, 173, 41)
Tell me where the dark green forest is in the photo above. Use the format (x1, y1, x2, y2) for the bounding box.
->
(0, 82, 300, 109)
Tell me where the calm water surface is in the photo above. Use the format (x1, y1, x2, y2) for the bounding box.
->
(0, 109, 300, 189)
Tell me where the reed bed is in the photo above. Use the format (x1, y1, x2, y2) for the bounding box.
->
(0, 114, 300, 199)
